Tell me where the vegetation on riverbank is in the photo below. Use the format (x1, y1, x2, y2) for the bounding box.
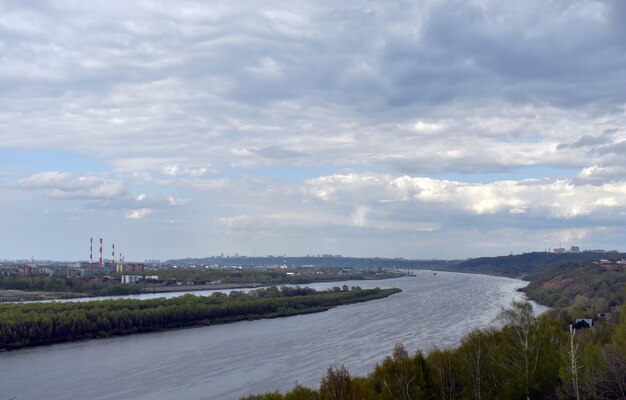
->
(0, 275, 143, 301)
(0, 286, 400, 350)
(156, 267, 402, 285)
(243, 261, 626, 400)
(447, 251, 626, 278)
(522, 261, 626, 316)
(0, 268, 402, 301)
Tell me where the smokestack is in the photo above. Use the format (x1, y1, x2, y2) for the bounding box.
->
(99, 238, 103, 268)
(90, 237, 93, 268)
(112, 244, 115, 270)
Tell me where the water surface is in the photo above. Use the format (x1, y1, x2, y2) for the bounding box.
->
(0, 272, 545, 400)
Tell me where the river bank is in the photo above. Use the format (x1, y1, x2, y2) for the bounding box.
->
(0, 283, 312, 302)
(0, 287, 401, 350)
(0, 272, 405, 302)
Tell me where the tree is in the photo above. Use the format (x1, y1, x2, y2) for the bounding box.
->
(559, 324, 582, 400)
(319, 365, 355, 400)
(428, 347, 459, 400)
(457, 328, 501, 400)
(497, 301, 542, 400)
(372, 344, 433, 400)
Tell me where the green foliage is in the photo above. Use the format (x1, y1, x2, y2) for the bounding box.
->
(284, 385, 320, 400)
(0, 287, 400, 350)
(451, 251, 626, 277)
(371, 344, 435, 400)
(156, 268, 397, 286)
(523, 261, 626, 314)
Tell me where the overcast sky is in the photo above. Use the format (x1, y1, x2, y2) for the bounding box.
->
(1, 0, 625, 261)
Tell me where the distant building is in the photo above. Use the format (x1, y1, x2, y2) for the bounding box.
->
(553, 248, 566, 254)
(116, 263, 145, 274)
(570, 246, 580, 253)
(575, 318, 593, 328)
(121, 274, 158, 284)
(121, 275, 142, 284)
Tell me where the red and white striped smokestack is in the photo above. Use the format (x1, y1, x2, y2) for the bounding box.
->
(90, 237, 93, 268)
(99, 238, 103, 268)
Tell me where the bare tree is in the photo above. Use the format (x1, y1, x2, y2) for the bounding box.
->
(569, 324, 582, 400)
(586, 345, 626, 400)
(320, 364, 353, 400)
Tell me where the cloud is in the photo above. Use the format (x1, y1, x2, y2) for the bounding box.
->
(0, 1, 623, 178)
(125, 208, 153, 219)
(162, 165, 209, 177)
(1, 1, 626, 259)
(167, 196, 190, 206)
(351, 205, 369, 227)
(253, 145, 305, 159)
(18, 172, 126, 200)
(307, 172, 626, 219)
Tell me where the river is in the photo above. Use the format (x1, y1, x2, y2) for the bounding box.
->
(0, 271, 546, 400)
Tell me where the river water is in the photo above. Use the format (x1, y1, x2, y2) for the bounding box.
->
(0, 271, 545, 400)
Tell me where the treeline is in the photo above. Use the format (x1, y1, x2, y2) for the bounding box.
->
(0, 269, 396, 298)
(243, 299, 626, 400)
(156, 268, 397, 286)
(0, 275, 142, 297)
(450, 251, 626, 277)
(0, 286, 400, 350)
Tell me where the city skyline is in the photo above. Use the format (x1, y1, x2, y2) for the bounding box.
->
(1, 1, 625, 260)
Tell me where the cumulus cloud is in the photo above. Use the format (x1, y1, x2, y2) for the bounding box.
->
(307, 173, 626, 219)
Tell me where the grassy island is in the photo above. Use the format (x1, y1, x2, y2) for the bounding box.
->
(0, 286, 400, 350)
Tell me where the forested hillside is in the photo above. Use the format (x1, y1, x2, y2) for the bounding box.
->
(522, 261, 626, 314)
(449, 251, 625, 277)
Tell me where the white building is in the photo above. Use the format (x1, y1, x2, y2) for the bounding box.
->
(121, 275, 142, 284)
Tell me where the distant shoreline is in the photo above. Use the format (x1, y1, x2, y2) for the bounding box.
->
(0, 275, 403, 302)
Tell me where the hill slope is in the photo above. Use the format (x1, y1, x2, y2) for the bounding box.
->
(449, 251, 625, 278)
(522, 260, 626, 311)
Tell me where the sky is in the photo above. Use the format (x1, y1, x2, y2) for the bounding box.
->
(1, 0, 625, 261)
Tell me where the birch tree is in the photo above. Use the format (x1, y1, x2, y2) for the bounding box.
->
(497, 301, 542, 400)
(569, 324, 582, 400)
